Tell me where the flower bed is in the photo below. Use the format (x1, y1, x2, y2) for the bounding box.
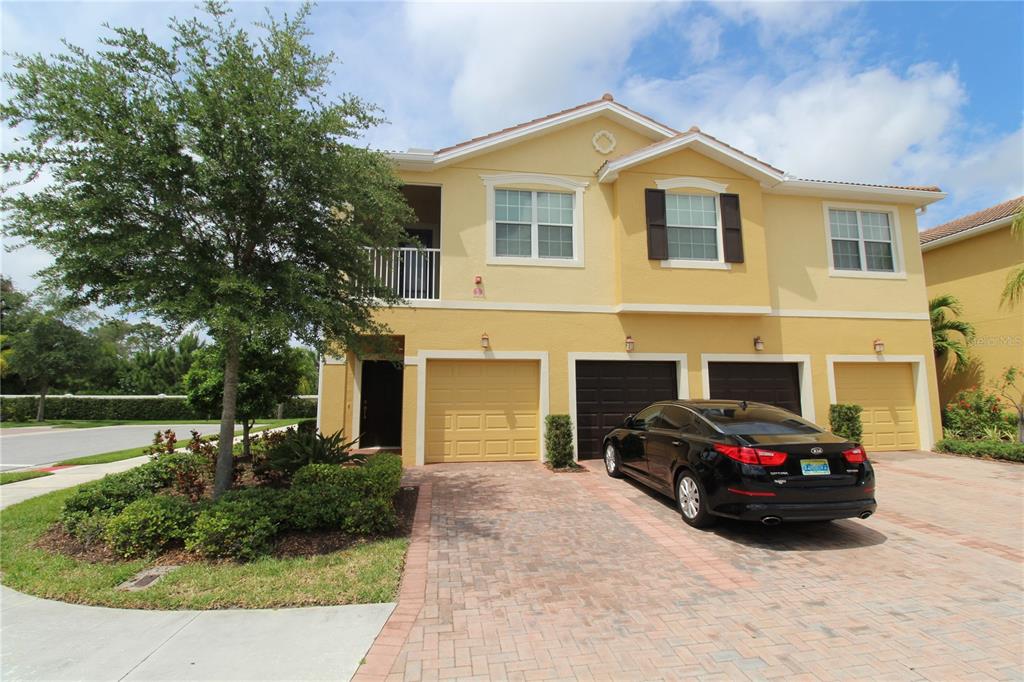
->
(935, 438, 1024, 463)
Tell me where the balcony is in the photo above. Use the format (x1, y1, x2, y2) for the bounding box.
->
(364, 246, 440, 300)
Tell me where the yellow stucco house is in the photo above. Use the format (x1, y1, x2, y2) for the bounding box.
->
(317, 95, 947, 465)
(921, 196, 1024, 407)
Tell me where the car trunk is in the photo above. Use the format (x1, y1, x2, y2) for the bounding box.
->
(742, 437, 863, 489)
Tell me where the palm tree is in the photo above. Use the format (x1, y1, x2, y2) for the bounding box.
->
(1000, 208, 1024, 309)
(930, 294, 975, 372)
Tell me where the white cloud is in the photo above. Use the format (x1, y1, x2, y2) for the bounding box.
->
(402, 2, 672, 136)
(683, 15, 723, 64)
(712, 1, 851, 44)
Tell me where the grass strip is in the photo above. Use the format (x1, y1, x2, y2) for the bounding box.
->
(0, 420, 224, 430)
(0, 484, 408, 609)
(0, 470, 54, 485)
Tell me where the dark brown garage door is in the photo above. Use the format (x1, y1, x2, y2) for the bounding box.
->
(707, 362, 802, 414)
(575, 361, 677, 459)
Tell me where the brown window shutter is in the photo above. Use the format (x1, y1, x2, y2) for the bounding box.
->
(720, 193, 744, 263)
(645, 188, 668, 261)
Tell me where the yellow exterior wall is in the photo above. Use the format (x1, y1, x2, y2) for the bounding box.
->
(319, 110, 944, 462)
(923, 225, 1024, 406)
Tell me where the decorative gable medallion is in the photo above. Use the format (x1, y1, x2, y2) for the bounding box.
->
(592, 130, 617, 155)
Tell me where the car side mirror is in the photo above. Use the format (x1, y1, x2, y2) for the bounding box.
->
(622, 414, 634, 428)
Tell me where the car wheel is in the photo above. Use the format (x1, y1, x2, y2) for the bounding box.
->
(676, 472, 715, 528)
(604, 443, 623, 478)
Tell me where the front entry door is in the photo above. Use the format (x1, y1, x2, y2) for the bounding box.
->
(359, 360, 403, 448)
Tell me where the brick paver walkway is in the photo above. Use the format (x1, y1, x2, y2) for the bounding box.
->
(358, 451, 1023, 681)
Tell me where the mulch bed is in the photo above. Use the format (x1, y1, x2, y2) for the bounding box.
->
(544, 462, 588, 473)
(35, 485, 420, 564)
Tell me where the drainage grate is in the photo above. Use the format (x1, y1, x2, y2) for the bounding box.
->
(117, 565, 180, 592)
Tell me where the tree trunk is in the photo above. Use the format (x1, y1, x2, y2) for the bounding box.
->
(214, 334, 241, 498)
(242, 419, 252, 459)
(36, 383, 48, 422)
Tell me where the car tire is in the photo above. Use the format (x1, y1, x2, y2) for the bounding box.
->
(604, 442, 623, 478)
(676, 472, 715, 528)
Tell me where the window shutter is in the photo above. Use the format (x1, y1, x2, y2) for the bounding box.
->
(720, 193, 744, 263)
(645, 188, 668, 261)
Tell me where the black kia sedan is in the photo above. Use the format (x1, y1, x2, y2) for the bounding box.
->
(602, 400, 876, 527)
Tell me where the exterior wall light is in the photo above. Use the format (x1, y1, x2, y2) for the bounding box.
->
(753, 336, 765, 352)
(480, 332, 490, 349)
(625, 335, 635, 352)
(873, 338, 885, 354)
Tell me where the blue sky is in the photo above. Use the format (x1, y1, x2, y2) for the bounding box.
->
(2, 1, 1022, 292)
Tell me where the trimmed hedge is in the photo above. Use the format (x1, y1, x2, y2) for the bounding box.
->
(544, 415, 574, 468)
(935, 438, 1024, 462)
(106, 496, 198, 558)
(1, 395, 317, 421)
(289, 454, 403, 534)
(829, 404, 863, 442)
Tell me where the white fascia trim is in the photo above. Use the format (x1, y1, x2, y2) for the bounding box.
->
(404, 299, 929, 320)
(920, 215, 1014, 252)
(771, 180, 947, 207)
(825, 354, 934, 451)
(482, 173, 587, 269)
(414, 350, 550, 466)
(599, 134, 785, 185)
(655, 177, 729, 193)
(822, 200, 908, 280)
(700, 353, 816, 424)
(567, 352, 689, 461)
(768, 308, 929, 321)
(617, 303, 772, 315)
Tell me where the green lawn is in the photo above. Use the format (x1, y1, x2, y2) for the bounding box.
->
(0, 485, 408, 609)
(1, 419, 226, 430)
(56, 419, 302, 466)
(0, 470, 54, 485)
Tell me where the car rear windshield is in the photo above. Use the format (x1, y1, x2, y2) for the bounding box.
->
(698, 405, 823, 436)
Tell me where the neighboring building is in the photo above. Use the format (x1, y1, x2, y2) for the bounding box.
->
(921, 196, 1024, 407)
(318, 95, 946, 463)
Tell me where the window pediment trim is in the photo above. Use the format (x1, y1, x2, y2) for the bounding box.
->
(655, 176, 729, 193)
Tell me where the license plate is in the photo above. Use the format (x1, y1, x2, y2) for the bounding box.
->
(800, 459, 830, 476)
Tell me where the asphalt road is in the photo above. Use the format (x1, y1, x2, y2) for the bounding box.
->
(0, 423, 246, 469)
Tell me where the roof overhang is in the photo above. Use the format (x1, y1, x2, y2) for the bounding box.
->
(597, 132, 785, 185)
(391, 100, 676, 172)
(920, 215, 1014, 252)
(767, 179, 947, 208)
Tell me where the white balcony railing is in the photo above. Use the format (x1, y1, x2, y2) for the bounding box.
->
(364, 246, 440, 300)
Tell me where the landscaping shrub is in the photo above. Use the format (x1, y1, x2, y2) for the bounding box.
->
(943, 389, 1013, 440)
(186, 496, 279, 561)
(61, 463, 169, 522)
(62, 511, 113, 546)
(829, 404, 863, 442)
(106, 495, 198, 558)
(296, 418, 317, 434)
(218, 487, 291, 526)
(544, 415, 574, 468)
(281, 397, 317, 419)
(256, 429, 363, 483)
(288, 454, 402, 534)
(935, 438, 1024, 462)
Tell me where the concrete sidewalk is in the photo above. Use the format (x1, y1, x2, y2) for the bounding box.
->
(0, 444, 396, 681)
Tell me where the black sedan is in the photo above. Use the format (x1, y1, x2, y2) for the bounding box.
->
(602, 400, 876, 527)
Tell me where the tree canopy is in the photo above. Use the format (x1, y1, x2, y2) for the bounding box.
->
(2, 1, 413, 493)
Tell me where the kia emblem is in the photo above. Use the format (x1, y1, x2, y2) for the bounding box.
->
(810, 447, 823, 454)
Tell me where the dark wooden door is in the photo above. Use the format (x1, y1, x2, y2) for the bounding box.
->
(575, 361, 677, 459)
(360, 360, 403, 448)
(707, 362, 801, 415)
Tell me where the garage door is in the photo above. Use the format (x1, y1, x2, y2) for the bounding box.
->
(835, 362, 918, 451)
(425, 360, 540, 463)
(708, 362, 802, 414)
(575, 361, 677, 459)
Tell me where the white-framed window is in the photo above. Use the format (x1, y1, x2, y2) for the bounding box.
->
(482, 173, 588, 267)
(666, 193, 720, 261)
(823, 203, 905, 279)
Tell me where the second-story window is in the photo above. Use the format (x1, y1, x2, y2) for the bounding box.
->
(828, 208, 896, 272)
(494, 188, 575, 259)
(666, 193, 720, 261)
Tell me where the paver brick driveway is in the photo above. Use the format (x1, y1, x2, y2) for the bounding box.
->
(362, 451, 1023, 681)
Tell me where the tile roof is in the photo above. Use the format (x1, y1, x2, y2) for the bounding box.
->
(435, 94, 678, 155)
(919, 195, 1024, 244)
(796, 178, 943, 193)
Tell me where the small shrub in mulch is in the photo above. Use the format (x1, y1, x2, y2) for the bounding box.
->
(543, 461, 587, 473)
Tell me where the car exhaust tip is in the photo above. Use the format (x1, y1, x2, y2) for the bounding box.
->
(859, 511, 873, 519)
(761, 516, 782, 526)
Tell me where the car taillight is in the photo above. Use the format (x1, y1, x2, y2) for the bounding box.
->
(714, 443, 788, 466)
(842, 446, 867, 464)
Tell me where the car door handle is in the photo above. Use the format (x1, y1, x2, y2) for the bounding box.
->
(672, 440, 682, 446)
(637, 435, 647, 440)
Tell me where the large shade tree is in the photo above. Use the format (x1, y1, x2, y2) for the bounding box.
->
(2, 2, 413, 495)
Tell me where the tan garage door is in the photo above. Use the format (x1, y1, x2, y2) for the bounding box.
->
(835, 362, 918, 451)
(425, 360, 540, 463)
